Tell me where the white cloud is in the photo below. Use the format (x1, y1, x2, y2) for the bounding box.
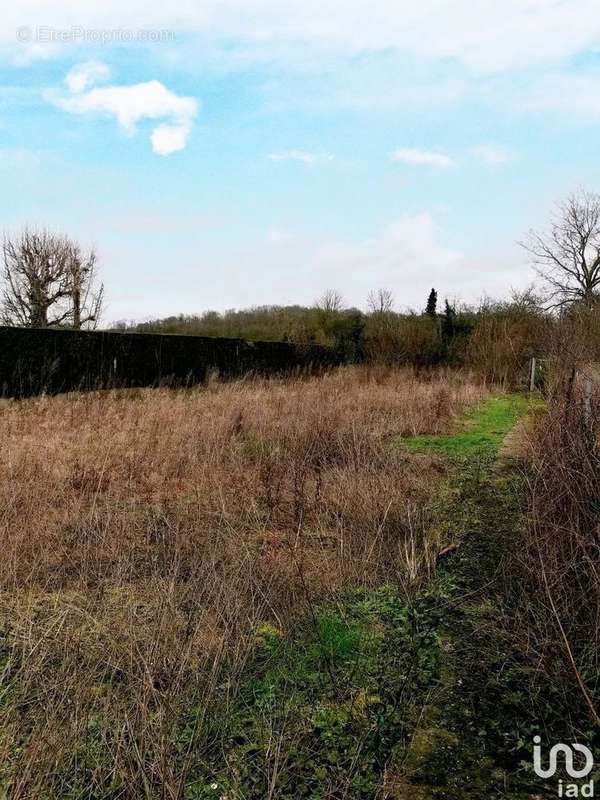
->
(313, 213, 463, 300)
(45, 65, 199, 155)
(214, 0, 600, 75)
(7, 3, 600, 123)
(392, 148, 455, 168)
(65, 61, 111, 93)
(269, 150, 334, 165)
(470, 144, 514, 165)
(5, 1, 600, 76)
(151, 122, 192, 155)
(309, 213, 530, 308)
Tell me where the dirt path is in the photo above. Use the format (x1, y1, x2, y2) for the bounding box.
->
(394, 395, 550, 798)
(497, 417, 531, 463)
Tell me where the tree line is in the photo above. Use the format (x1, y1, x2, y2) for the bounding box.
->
(4, 189, 600, 384)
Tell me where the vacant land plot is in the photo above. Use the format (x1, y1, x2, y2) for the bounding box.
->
(0, 367, 489, 798)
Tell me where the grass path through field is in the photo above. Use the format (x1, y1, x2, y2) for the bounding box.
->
(394, 393, 547, 798)
(185, 394, 553, 799)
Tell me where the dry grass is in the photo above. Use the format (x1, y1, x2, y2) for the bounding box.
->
(513, 385, 600, 728)
(0, 366, 488, 798)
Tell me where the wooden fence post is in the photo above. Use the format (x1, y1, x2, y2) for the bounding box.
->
(529, 357, 536, 393)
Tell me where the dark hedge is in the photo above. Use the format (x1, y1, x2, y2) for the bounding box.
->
(0, 327, 339, 398)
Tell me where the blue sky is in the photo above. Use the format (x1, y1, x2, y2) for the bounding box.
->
(2, 1, 600, 321)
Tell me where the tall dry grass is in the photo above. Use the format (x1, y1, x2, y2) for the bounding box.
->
(514, 384, 600, 729)
(0, 366, 488, 798)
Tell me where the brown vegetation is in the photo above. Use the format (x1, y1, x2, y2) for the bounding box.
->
(512, 373, 600, 728)
(0, 366, 488, 797)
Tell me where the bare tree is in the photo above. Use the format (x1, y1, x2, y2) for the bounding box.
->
(316, 289, 344, 312)
(1, 229, 103, 329)
(65, 244, 103, 329)
(520, 190, 600, 309)
(367, 288, 394, 314)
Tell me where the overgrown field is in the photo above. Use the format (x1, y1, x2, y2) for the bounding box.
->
(0, 367, 489, 798)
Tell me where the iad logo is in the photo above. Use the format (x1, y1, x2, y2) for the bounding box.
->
(533, 736, 595, 797)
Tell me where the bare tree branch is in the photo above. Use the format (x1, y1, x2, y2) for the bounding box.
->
(367, 288, 394, 315)
(520, 190, 600, 309)
(315, 289, 344, 313)
(0, 229, 103, 329)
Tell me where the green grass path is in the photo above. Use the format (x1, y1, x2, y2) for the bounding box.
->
(182, 394, 558, 800)
(395, 393, 561, 799)
(400, 394, 532, 459)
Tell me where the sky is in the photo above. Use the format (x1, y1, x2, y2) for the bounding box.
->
(2, 1, 600, 322)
